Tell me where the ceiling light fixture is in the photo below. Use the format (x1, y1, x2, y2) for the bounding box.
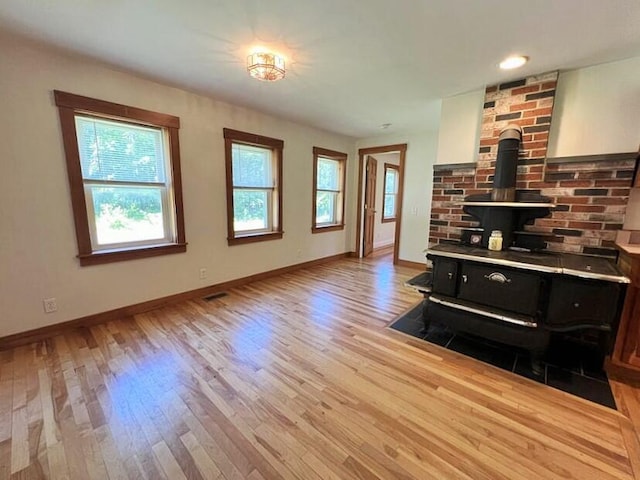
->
(247, 51, 285, 82)
(499, 55, 529, 70)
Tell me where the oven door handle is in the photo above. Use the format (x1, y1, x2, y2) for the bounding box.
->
(483, 272, 511, 283)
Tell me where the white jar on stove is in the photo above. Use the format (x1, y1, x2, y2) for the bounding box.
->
(488, 230, 503, 251)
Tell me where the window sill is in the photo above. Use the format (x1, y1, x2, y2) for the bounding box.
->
(228, 231, 283, 246)
(381, 217, 396, 224)
(312, 224, 345, 234)
(78, 242, 187, 266)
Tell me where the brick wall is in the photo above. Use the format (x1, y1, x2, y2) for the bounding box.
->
(429, 72, 633, 258)
(531, 158, 633, 256)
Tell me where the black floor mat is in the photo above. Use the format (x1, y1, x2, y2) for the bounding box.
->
(389, 302, 616, 409)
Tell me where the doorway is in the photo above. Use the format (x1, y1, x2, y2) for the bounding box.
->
(356, 144, 407, 264)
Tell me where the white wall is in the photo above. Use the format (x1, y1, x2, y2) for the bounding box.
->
(436, 89, 484, 165)
(548, 55, 640, 157)
(371, 153, 399, 249)
(433, 55, 640, 163)
(357, 127, 441, 264)
(0, 35, 356, 337)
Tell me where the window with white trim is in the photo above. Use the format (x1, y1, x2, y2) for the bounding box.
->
(55, 90, 186, 266)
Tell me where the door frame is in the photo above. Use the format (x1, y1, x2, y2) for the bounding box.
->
(355, 143, 407, 264)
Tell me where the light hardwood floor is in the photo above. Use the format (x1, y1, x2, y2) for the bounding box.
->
(2, 253, 640, 479)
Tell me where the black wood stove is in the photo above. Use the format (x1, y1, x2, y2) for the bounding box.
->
(423, 125, 630, 373)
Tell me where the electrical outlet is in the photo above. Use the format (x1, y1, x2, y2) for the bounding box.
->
(43, 298, 57, 313)
(199, 268, 207, 280)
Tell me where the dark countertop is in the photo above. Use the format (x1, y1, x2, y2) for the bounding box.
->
(427, 243, 629, 283)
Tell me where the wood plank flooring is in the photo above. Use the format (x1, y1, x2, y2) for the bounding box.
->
(2, 253, 640, 479)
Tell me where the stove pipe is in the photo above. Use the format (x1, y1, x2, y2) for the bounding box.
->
(491, 125, 522, 202)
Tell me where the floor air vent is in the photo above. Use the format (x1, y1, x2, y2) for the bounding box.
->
(203, 292, 228, 301)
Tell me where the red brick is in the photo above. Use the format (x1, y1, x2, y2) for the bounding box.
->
(512, 85, 541, 95)
(533, 133, 549, 141)
(530, 149, 548, 158)
(541, 81, 557, 90)
(432, 195, 451, 201)
(518, 173, 542, 181)
(450, 221, 473, 227)
(576, 171, 613, 180)
(592, 197, 628, 205)
(522, 134, 533, 142)
(511, 118, 536, 127)
(536, 219, 568, 227)
(529, 165, 544, 173)
(486, 86, 498, 93)
(557, 196, 590, 204)
(612, 188, 631, 196)
(442, 176, 466, 182)
(568, 221, 603, 230)
(480, 138, 498, 146)
(476, 168, 494, 176)
(570, 205, 606, 213)
(528, 182, 558, 189)
(430, 232, 448, 239)
(432, 189, 443, 195)
(523, 107, 553, 118)
(556, 181, 593, 188)
(595, 179, 633, 187)
(522, 141, 548, 150)
(510, 101, 538, 112)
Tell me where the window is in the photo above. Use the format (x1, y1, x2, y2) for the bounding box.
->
(54, 91, 186, 266)
(223, 128, 284, 245)
(312, 147, 347, 233)
(382, 163, 399, 222)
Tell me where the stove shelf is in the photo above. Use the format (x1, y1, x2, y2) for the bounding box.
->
(457, 201, 556, 208)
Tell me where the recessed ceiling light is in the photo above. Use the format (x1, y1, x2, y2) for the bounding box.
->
(499, 55, 529, 70)
(380, 123, 392, 129)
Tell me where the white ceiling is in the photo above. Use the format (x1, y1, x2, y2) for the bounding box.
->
(2, 1, 640, 138)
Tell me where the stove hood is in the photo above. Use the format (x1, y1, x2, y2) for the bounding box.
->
(460, 124, 555, 250)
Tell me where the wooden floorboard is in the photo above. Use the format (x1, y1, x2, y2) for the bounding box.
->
(1, 252, 640, 479)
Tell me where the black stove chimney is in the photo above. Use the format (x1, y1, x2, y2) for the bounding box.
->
(492, 125, 522, 202)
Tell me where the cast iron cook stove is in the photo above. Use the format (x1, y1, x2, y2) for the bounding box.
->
(423, 125, 630, 374)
